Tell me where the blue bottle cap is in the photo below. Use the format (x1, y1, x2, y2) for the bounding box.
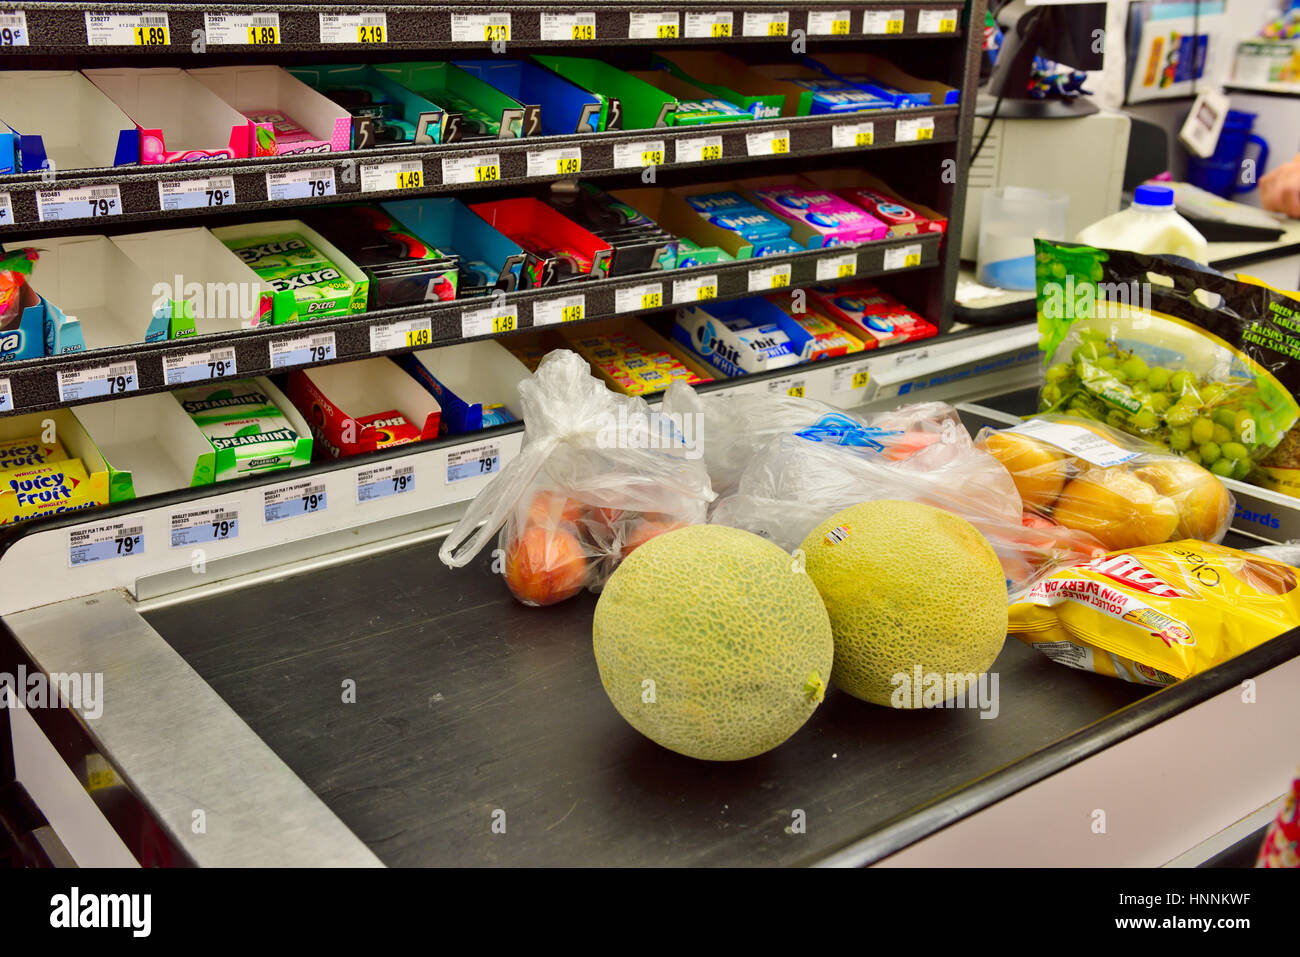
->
(1134, 184, 1174, 207)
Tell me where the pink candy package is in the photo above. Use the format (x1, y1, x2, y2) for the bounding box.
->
(747, 186, 888, 245)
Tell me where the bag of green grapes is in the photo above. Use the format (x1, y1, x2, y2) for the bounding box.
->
(1035, 239, 1300, 493)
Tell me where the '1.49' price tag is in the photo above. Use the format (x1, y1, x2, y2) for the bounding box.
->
(461, 303, 517, 338)
(357, 464, 415, 503)
(442, 154, 500, 185)
(170, 505, 239, 548)
(362, 159, 423, 192)
(615, 282, 663, 313)
(163, 347, 237, 386)
(69, 522, 143, 568)
(158, 176, 234, 211)
(370, 318, 432, 352)
(527, 147, 581, 178)
(446, 443, 500, 484)
(57, 362, 138, 403)
(532, 294, 584, 327)
(263, 480, 326, 524)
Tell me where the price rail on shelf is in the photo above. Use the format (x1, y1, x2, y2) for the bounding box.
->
(0, 233, 942, 416)
(0, 5, 964, 53)
(0, 109, 959, 232)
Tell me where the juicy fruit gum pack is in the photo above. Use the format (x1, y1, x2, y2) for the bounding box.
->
(1010, 541, 1300, 685)
(1035, 240, 1300, 493)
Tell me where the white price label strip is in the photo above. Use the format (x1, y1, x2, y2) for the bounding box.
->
(672, 274, 718, 305)
(69, 522, 143, 568)
(204, 12, 280, 45)
(269, 331, 335, 369)
(767, 376, 807, 398)
(743, 11, 789, 36)
(158, 176, 234, 211)
(357, 464, 415, 503)
(540, 12, 595, 41)
(370, 318, 432, 352)
(613, 139, 666, 169)
(527, 147, 581, 178)
(0, 192, 12, 227)
(746, 129, 790, 156)
(832, 361, 872, 394)
(532, 294, 585, 328)
(833, 121, 875, 149)
(362, 159, 424, 192)
(57, 362, 138, 403)
(883, 243, 924, 271)
(0, 11, 30, 46)
(748, 262, 792, 292)
(817, 252, 858, 281)
(0, 378, 12, 414)
(674, 136, 723, 164)
(685, 11, 732, 38)
(85, 12, 169, 46)
(37, 185, 121, 222)
(452, 12, 511, 43)
(442, 153, 500, 186)
(896, 116, 936, 142)
(170, 505, 240, 548)
(264, 480, 327, 524)
(628, 12, 678, 39)
(163, 347, 237, 386)
(462, 303, 518, 338)
(319, 12, 387, 44)
(806, 9, 852, 35)
(616, 282, 664, 313)
(266, 167, 335, 202)
(863, 9, 905, 34)
(446, 443, 501, 484)
(918, 9, 959, 33)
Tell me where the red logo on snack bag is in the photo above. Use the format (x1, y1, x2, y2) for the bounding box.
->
(1089, 554, 1189, 599)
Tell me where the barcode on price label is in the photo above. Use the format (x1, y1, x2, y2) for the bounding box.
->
(748, 263, 791, 292)
(37, 185, 121, 222)
(527, 147, 581, 178)
(833, 361, 872, 393)
(370, 318, 432, 352)
(918, 9, 959, 33)
(533, 294, 585, 328)
(896, 116, 935, 142)
(319, 12, 387, 43)
(158, 176, 235, 211)
(57, 362, 138, 403)
(269, 332, 335, 369)
(615, 283, 664, 313)
(863, 9, 905, 34)
(806, 10, 851, 35)
(0, 11, 30, 46)
(462, 304, 517, 338)
(69, 523, 143, 568)
(0, 378, 12, 414)
(170, 506, 240, 547)
(0, 192, 12, 227)
(452, 12, 510, 43)
(746, 129, 790, 156)
(613, 139, 666, 169)
(629, 12, 678, 39)
(446, 443, 500, 484)
(833, 121, 874, 149)
(672, 274, 718, 304)
(204, 12, 280, 45)
(442, 154, 500, 185)
(362, 159, 423, 192)
(883, 243, 924, 270)
(743, 11, 789, 36)
(85, 12, 169, 46)
(685, 11, 732, 37)
(817, 252, 858, 281)
(264, 481, 327, 523)
(163, 347, 237, 386)
(675, 136, 723, 164)
(540, 12, 595, 41)
(767, 377, 806, 398)
(357, 464, 415, 503)
(266, 168, 335, 202)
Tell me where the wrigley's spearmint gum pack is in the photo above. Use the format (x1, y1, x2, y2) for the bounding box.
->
(215, 222, 369, 322)
(174, 380, 312, 482)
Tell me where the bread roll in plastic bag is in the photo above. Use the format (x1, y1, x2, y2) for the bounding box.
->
(976, 413, 1234, 550)
(439, 350, 714, 606)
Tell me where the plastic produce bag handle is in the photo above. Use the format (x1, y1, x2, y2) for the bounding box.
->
(438, 437, 556, 568)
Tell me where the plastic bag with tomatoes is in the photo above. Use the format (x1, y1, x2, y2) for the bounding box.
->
(438, 349, 715, 606)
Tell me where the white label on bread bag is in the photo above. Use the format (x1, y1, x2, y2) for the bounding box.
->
(1009, 419, 1140, 468)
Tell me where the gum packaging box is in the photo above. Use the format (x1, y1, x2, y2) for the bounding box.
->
(173, 380, 312, 481)
(808, 283, 939, 348)
(747, 185, 889, 246)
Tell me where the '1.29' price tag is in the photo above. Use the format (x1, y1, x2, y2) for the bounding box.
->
(446, 443, 500, 484)
(357, 464, 415, 503)
(69, 522, 143, 568)
(263, 480, 326, 524)
(170, 506, 240, 547)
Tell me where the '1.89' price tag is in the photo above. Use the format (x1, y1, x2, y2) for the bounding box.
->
(69, 522, 143, 568)
(446, 443, 500, 484)
(170, 506, 240, 547)
(263, 480, 326, 524)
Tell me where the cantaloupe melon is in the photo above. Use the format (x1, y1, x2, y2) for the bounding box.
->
(592, 524, 833, 761)
(800, 500, 1007, 707)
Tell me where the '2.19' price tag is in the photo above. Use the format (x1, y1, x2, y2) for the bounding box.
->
(446, 443, 500, 484)
(263, 480, 326, 524)
(539, 12, 595, 41)
(163, 347, 237, 386)
(158, 176, 234, 211)
(319, 12, 386, 43)
(357, 464, 415, 503)
(266, 168, 335, 202)
(36, 185, 121, 222)
(451, 12, 510, 42)
(57, 362, 138, 403)
(269, 332, 335, 370)
(169, 505, 240, 548)
(69, 522, 143, 568)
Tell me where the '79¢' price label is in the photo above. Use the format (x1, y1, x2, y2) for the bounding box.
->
(69, 522, 143, 568)
(446, 443, 500, 484)
(263, 480, 326, 524)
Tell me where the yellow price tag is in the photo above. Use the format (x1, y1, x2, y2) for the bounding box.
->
(86, 768, 118, 791)
(851, 370, 870, 389)
(475, 164, 500, 182)
(247, 25, 278, 44)
(134, 25, 168, 45)
(856, 131, 874, 146)
(770, 273, 790, 289)
(396, 169, 423, 189)
(641, 291, 662, 309)
(641, 149, 664, 166)
(767, 21, 787, 36)
(561, 304, 583, 323)
(917, 127, 934, 141)
(831, 19, 850, 35)
(492, 314, 516, 334)
(573, 23, 594, 40)
(711, 22, 731, 37)
(697, 284, 717, 301)
(837, 263, 855, 278)
(886, 19, 904, 34)
(787, 385, 805, 398)
(701, 143, 722, 161)
(771, 137, 789, 154)
(557, 155, 581, 175)
(940, 18, 957, 32)
(405, 328, 431, 347)
(485, 23, 509, 41)
(357, 24, 385, 43)
(904, 253, 921, 267)
(657, 23, 677, 38)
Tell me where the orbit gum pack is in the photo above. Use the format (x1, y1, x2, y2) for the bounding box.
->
(809, 283, 939, 348)
(746, 185, 889, 246)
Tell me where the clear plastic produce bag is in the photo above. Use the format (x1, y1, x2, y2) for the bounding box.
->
(975, 413, 1234, 551)
(438, 349, 715, 606)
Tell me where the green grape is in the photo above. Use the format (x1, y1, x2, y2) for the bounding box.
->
(1072, 342, 1103, 363)
(1201, 382, 1225, 404)
(1221, 442, 1249, 461)
(1210, 458, 1235, 478)
(1169, 370, 1197, 395)
(1098, 355, 1120, 371)
(1183, 449, 1203, 466)
(1231, 458, 1253, 481)
(1121, 356, 1149, 380)
(1041, 384, 1063, 405)
(1213, 407, 1238, 429)
(1146, 366, 1171, 391)
(1199, 442, 1222, 465)
(1147, 393, 1172, 413)
(1166, 402, 1199, 427)
(1168, 426, 1192, 451)
(1131, 383, 1152, 400)
(1045, 363, 1071, 384)
(1106, 409, 1128, 427)
(1130, 409, 1159, 431)
(1211, 423, 1232, 444)
(1191, 417, 1215, 444)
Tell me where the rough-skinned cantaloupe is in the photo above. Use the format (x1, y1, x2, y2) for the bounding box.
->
(593, 524, 833, 761)
(800, 500, 1007, 707)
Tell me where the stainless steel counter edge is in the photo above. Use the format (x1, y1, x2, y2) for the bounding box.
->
(5, 589, 383, 868)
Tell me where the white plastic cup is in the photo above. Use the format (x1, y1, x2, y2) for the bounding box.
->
(977, 186, 1069, 291)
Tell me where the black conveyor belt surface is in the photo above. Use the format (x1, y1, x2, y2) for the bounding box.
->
(145, 540, 1155, 867)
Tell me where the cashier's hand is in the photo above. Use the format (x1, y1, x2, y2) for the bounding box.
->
(1261, 155, 1300, 219)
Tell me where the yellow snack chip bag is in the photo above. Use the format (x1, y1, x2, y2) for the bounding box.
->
(1009, 541, 1300, 685)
